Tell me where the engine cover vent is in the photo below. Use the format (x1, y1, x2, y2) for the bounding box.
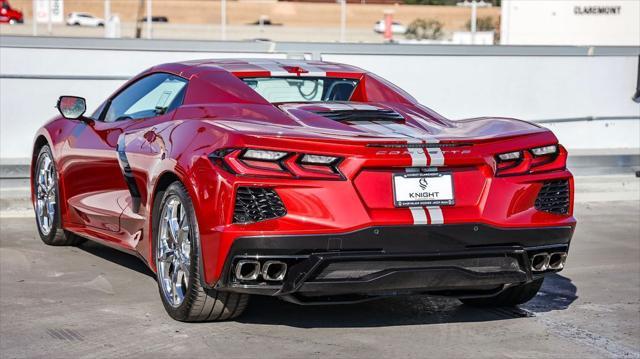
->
(535, 180, 570, 215)
(233, 187, 286, 224)
(312, 109, 404, 122)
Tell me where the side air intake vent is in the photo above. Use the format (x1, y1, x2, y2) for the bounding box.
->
(312, 109, 404, 122)
(233, 187, 286, 224)
(535, 180, 570, 215)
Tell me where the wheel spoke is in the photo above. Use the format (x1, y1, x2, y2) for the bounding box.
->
(171, 267, 181, 302)
(156, 194, 192, 308)
(36, 199, 44, 217)
(159, 249, 175, 263)
(168, 218, 180, 244)
(170, 270, 178, 303)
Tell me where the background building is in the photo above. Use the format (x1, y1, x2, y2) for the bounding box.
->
(501, 0, 640, 46)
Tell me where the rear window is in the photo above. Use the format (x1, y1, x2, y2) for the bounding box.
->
(242, 77, 358, 103)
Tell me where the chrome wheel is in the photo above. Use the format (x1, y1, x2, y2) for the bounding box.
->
(157, 195, 192, 308)
(35, 153, 56, 236)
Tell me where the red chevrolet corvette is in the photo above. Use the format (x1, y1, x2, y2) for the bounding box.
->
(32, 59, 575, 321)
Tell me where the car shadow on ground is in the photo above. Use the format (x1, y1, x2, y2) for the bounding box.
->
(75, 240, 577, 328)
(77, 240, 156, 279)
(238, 274, 578, 328)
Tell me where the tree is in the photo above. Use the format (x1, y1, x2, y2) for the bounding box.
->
(405, 19, 444, 40)
(466, 16, 496, 31)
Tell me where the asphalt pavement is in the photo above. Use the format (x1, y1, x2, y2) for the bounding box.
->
(0, 179, 638, 358)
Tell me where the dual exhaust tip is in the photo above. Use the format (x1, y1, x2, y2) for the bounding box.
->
(531, 252, 567, 272)
(235, 260, 287, 282)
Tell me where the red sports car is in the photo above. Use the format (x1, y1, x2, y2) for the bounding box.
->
(32, 59, 575, 321)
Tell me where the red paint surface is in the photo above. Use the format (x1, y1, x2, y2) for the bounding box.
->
(31, 59, 576, 286)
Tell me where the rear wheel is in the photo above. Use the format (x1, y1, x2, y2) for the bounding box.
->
(33, 145, 85, 246)
(460, 278, 544, 307)
(153, 181, 249, 322)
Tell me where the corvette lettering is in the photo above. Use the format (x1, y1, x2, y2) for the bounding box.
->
(376, 149, 471, 156)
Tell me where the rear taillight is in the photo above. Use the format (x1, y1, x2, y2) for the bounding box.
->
(209, 148, 343, 180)
(495, 144, 567, 176)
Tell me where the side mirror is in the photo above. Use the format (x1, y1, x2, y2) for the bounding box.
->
(56, 96, 87, 120)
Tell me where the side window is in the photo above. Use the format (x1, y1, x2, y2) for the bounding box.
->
(103, 73, 187, 123)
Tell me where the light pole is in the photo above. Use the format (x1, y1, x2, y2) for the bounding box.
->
(470, 0, 476, 43)
(47, 0, 52, 35)
(339, 0, 346, 43)
(146, 0, 152, 39)
(32, 0, 37, 36)
(221, 0, 227, 41)
(104, 0, 110, 37)
(457, 0, 491, 44)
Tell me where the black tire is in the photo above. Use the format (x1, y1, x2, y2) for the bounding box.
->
(460, 278, 544, 307)
(33, 145, 85, 246)
(153, 181, 249, 322)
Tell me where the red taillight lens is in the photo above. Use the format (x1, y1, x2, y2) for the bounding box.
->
(210, 148, 343, 180)
(495, 145, 567, 176)
(530, 145, 567, 173)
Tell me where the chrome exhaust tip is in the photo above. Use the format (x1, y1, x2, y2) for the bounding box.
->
(262, 260, 287, 281)
(531, 252, 550, 272)
(235, 260, 261, 281)
(548, 252, 567, 270)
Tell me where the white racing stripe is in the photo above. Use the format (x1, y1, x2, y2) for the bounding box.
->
(389, 124, 445, 225)
(255, 62, 292, 77)
(409, 207, 428, 224)
(427, 148, 444, 167)
(407, 141, 428, 167)
(377, 122, 430, 167)
(426, 206, 444, 224)
(346, 120, 446, 225)
(351, 104, 382, 111)
(282, 61, 327, 77)
(255, 60, 328, 77)
(302, 72, 327, 77)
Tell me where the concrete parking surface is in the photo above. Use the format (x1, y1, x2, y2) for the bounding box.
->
(0, 198, 639, 358)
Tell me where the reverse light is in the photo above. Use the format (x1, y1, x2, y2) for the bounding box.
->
(531, 145, 558, 156)
(300, 154, 338, 164)
(497, 151, 521, 161)
(242, 149, 288, 161)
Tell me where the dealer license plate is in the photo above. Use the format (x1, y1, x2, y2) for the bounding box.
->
(392, 172, 455, 207)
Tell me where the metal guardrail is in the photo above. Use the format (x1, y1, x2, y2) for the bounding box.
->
(1, 35, 639, 57)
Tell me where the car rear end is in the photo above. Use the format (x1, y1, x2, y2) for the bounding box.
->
(203, 124, 575, 304)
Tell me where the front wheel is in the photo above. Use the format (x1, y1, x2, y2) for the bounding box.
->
(153, 181, 249, 322)
(33, 145, 85, 246)
(460, 278, 544, 307)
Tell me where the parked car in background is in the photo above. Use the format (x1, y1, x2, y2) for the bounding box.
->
(66, 12, 104, 27)
(0, 0, 23, 24)
(138, 16, 168, 23)
(373, 20, 407, 34)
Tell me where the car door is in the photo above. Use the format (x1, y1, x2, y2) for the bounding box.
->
(60, 73, 188, 243)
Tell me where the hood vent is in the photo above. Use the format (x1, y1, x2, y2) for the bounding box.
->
(312, 109, 404, 122)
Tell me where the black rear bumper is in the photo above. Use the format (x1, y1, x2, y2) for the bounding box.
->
(215, 224, 574, 303)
